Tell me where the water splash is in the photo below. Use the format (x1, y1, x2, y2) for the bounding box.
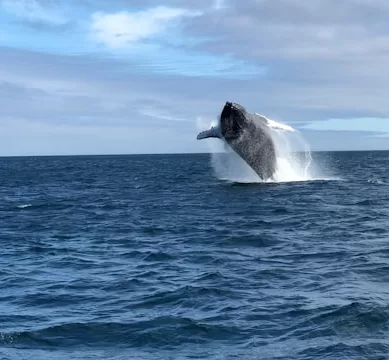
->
(269, 125, 314, 183)
(196, 116, 323, 183)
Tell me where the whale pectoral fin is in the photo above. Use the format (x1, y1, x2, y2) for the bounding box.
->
(197, 126, 222, 140)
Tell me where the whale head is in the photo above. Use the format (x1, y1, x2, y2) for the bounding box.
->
(220, 102, 248, 140)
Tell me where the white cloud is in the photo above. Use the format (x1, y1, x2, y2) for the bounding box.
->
(91, 6, 199, 49)
(1, 0, 67, 26)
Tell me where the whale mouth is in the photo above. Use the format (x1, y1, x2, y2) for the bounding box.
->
(220, 102, 246, 139)
(221, 102, 245, 120)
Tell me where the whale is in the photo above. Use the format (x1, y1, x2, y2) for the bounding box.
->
(197, 102, 277, 181)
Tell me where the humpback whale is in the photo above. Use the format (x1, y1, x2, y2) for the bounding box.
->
(197, 102, 277, 181)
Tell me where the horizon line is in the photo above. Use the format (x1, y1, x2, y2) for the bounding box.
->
(1, 149, 389, 158)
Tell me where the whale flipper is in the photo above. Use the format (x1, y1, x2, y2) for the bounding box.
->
(197, 126, 221, 140)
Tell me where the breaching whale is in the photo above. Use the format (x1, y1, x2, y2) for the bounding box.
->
(197, 102, 277, 181)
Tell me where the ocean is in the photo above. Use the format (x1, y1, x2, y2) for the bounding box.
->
(1, 151, 389, 360)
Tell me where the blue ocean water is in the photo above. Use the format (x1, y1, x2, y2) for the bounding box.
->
(1, 151, 389, 360)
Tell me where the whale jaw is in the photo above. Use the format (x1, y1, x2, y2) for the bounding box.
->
(220, 102, 247, 141)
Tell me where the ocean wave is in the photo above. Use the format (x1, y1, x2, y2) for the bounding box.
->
(0, 317, 242, 348)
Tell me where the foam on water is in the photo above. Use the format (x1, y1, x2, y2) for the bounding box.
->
(17, 204, 32, 209)
(196, 116, 325, 183)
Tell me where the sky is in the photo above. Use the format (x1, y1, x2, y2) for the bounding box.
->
(1, 0, 389, 155)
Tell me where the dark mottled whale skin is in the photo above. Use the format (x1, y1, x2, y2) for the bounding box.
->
(197, 102, 277, 181)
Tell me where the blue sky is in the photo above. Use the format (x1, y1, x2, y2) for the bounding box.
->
(0, 0, 389, 155)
